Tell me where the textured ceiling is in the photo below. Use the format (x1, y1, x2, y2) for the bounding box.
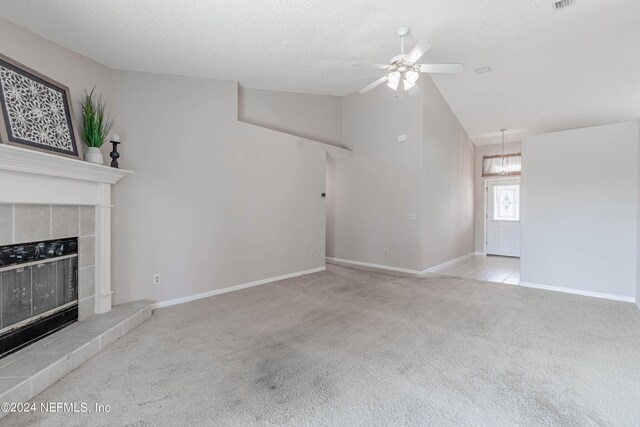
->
(1, 0, 639, 145)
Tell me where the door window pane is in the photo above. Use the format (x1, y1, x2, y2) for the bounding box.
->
(493, 185, 520, 221)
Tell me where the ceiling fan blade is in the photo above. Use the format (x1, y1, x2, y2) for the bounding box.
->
(403, 40, 432, 65)
(416, 63, 464, 73)
(353, 63, 390, 70)
(358, 75, 389, 94)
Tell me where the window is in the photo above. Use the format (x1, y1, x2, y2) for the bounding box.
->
(482, 153, 521, 177)
(493, 184, 520, 221)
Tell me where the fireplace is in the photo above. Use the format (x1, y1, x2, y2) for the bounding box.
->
(0, 143, 130, 358)
(0, 238, 78, 357)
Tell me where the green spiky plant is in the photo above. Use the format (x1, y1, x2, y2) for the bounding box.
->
(78, 87, 112, 148)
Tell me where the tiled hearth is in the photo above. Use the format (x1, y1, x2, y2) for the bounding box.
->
(0, 300, 152, 419)
(0, 204, 97, 319)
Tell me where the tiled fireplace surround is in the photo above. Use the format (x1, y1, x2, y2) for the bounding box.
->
(0, 144, 132, 317)
(0, 204, 97, 320)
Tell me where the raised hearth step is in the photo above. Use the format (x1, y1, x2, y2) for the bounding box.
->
(0, 300, 151, 418)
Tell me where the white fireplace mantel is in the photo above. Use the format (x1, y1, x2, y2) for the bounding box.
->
(0, 143, 132, 314)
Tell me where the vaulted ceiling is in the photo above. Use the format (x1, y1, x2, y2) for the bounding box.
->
(1, 0, 638, 145)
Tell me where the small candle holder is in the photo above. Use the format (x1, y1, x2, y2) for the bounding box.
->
(109, 140, 121, 168)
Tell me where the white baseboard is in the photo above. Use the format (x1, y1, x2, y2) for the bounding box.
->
(422, 252, 477, 273)
(474, 251, 486, 256)
(326, 252, 479, 276)
(519, 281, 636, 303)
(325, 257, 422, 275)
(151, 266, 326, 310)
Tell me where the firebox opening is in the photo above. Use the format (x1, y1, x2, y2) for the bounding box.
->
(0, 237, 79, 358)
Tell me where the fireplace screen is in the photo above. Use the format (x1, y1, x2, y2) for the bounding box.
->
(0, 238, 78, 357)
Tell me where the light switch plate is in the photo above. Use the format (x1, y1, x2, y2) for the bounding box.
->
(397, 134, 407, 143)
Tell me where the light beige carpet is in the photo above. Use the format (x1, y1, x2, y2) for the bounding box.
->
(5, 262, 640, 426)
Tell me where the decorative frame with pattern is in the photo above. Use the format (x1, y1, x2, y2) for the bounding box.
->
(0, 53, 81, 159)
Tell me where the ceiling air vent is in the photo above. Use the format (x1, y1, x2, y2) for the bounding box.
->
(553, 0, 576, 10)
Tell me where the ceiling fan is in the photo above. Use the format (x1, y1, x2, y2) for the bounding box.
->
(354, 27, 463, 95)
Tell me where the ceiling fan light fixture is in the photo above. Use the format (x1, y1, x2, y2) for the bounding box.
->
(403, 80, 416, 90)
(387, 71, 401, 85)
(355, 26, 462, 95)
(404, 70, 419, 84)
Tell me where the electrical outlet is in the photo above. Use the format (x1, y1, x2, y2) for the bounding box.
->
(409, 213, 417, 221)
(384, 248, 389, 256)
(311, 251, 316, 258)
(397, 134, 407, 143)
(153, 274, 161, 285)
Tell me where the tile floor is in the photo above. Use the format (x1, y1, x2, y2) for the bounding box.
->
(429, 254, 520, 284)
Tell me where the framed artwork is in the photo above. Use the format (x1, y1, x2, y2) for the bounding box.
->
(0, 53, 81, 159)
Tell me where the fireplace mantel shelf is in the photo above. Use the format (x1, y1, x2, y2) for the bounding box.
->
(0, 144, 132, 184)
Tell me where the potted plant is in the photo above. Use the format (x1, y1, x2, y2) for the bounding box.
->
(78, 87, 112, 164)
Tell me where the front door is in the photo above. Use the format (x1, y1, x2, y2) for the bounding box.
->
(486, 179, 520, 257)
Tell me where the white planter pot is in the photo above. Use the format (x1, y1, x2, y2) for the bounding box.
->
(84, 147, 104, 165)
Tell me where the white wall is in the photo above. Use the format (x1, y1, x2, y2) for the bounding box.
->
(325, 157, 336, 258)
(637, 119, 640, 308)
(111, 72, 336, 304)
(521, 121, 639, 300)
(421, 76, 475, 270)
(473, 142, 521, 253)
(238, 87, 344, 148)
(327, 75, 474, 272)
(329, 83, 424, 271)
